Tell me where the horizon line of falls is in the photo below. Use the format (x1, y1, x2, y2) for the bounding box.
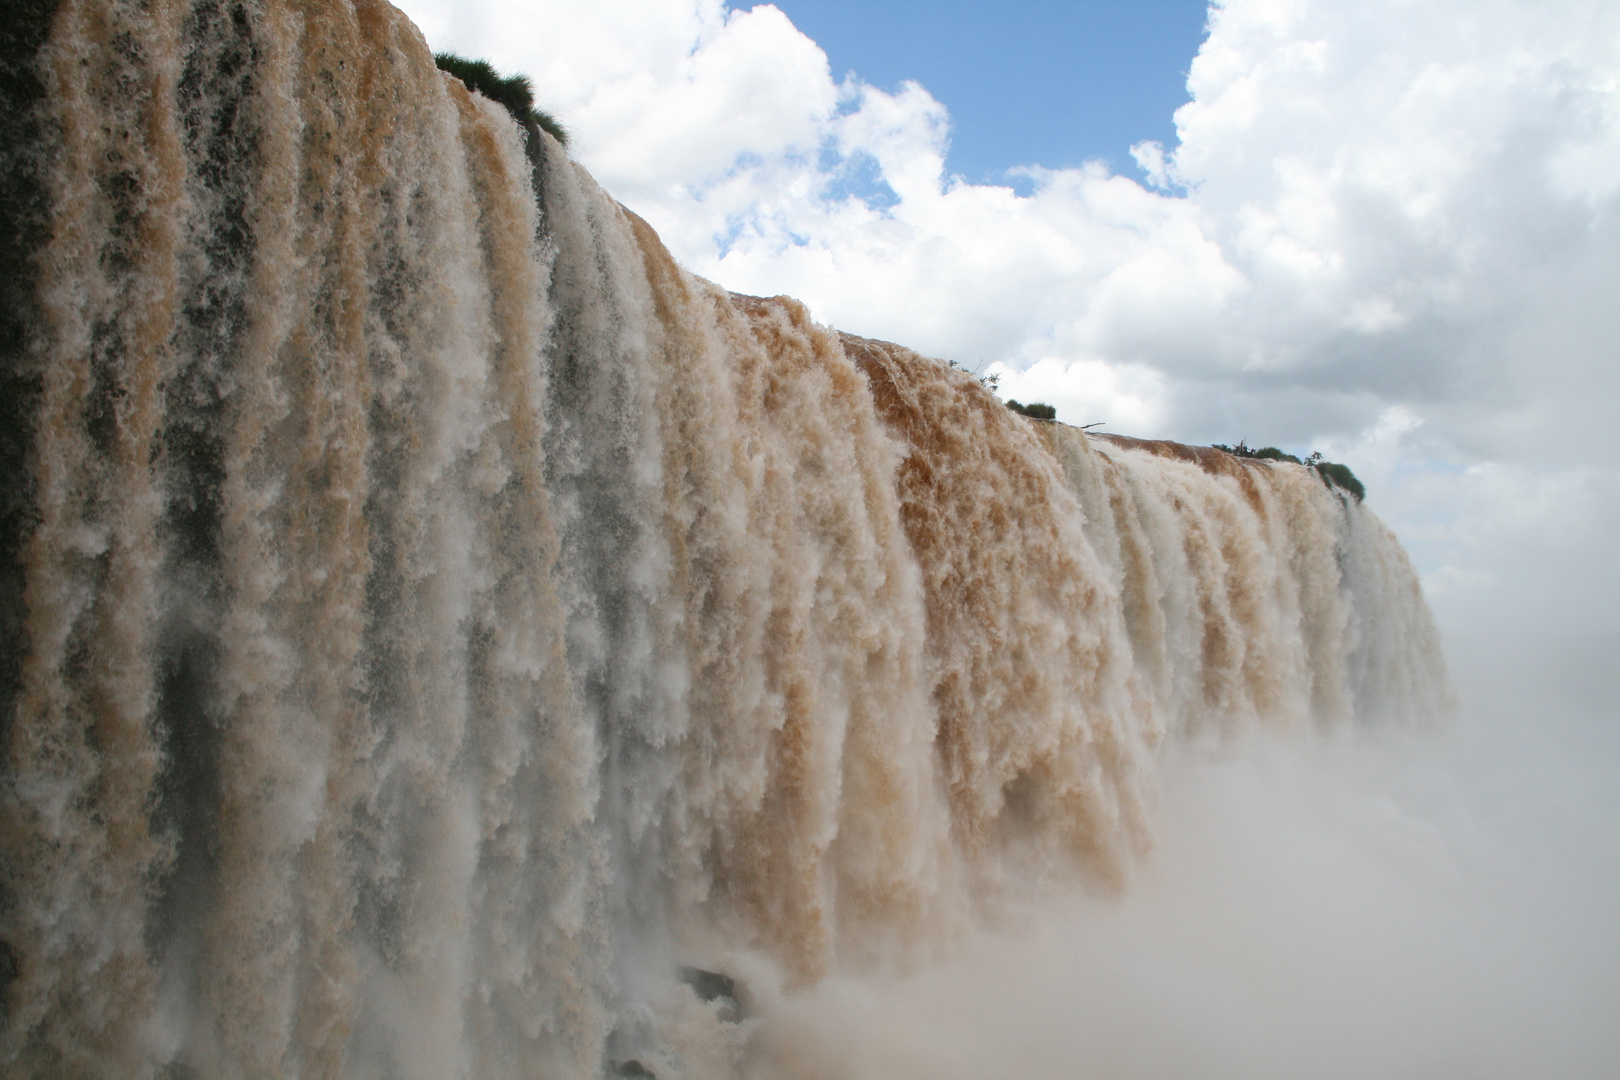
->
(0, 1, 1451, 1076)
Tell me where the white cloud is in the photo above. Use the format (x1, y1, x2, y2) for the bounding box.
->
(993, 359, 1169, 436)
(392, 0, 1620, 632)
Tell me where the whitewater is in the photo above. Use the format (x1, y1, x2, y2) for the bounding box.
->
(0, 1, 1486, 1077)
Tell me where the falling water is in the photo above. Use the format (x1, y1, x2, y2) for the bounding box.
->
(0, 0, 1450, 1076)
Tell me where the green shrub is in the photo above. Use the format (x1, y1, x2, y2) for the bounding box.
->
(1211, 442, 1365, 501)
(1251, 446, 1303, 464)
(434, 52, 568, 145)
(1211, 441, 1300, 464)
(1006, 400, 1056, 420)
(1312, 459, 1366, 501)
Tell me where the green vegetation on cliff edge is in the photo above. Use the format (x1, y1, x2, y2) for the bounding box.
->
(1213, 441, 1366, 501)
(434, 52, 568, 146)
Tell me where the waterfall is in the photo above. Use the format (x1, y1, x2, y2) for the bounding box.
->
(0, 1, 1450, 1076)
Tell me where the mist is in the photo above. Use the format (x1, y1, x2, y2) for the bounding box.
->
(752, 630, 1620, 1079)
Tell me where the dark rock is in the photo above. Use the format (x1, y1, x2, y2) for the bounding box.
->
(677, 966, 746, 1021)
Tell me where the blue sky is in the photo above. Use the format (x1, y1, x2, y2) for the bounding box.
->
(766, 0, 1210, 182)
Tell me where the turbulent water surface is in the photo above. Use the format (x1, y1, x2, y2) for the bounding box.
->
(0, 1, 1450, 1076)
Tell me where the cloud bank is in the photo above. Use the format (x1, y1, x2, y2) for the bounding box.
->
(396, 0, 1620, 633)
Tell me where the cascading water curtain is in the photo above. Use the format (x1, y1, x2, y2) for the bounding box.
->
(0, 1, 1449, 1077)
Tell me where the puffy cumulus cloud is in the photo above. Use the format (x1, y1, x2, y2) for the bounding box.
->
(394, 1, 835, 209)
(391, 0, 1620, 632)
(1156, 0, 1620, 452)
